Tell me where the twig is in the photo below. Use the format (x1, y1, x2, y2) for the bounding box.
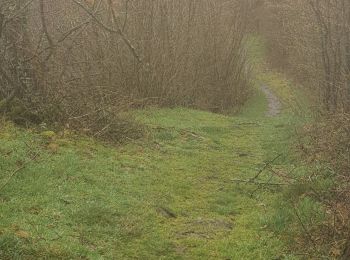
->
(292, 203, 318, 252)
(0, 144, 40, 192)
(0, 164, 26, 192)
(249, 154, 283, 182)
(71, 0, 142, 63)
(232, 178, 288, 186)
(93, 123, 111, 137)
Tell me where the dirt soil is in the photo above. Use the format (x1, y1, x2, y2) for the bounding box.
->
(261, 85, 282, 117)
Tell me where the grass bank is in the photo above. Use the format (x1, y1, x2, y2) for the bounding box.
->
(0, 37, 313, 259)
(0, 83, 304, 260)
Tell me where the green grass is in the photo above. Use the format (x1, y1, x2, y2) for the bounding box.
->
(0, 83, 303, 259)
(0, 36, 318, 259)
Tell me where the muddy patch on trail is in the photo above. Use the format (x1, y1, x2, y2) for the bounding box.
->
(261, 85, 282, 117)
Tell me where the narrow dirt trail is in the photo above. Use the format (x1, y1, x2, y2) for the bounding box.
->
(261, 85, 282, 117)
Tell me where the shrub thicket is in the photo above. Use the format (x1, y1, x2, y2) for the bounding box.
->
(0, 0, 252, 140)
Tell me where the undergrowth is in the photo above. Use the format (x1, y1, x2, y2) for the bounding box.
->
(0, 35, 330, 259)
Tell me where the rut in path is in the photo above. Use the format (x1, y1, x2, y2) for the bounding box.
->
(261, 85, 282, 117)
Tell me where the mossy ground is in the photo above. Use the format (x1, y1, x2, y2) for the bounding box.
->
(0, 38, 314, 259)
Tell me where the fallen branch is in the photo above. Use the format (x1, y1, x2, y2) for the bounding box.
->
(249, 154, 283, 182)
(0, 164, 26, 192)
(231, 178, 289, 186)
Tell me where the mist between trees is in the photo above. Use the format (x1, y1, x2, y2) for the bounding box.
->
(1, 1, 350, 126)
(254, 0, 350, 112)
(251, 1, 350, 257)
(0, 0, 252, 136)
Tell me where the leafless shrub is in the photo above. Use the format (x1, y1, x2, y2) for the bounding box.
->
(296, 113, 350, 258)
(257, 0, 350, 112)
(0, 0, 251, 141)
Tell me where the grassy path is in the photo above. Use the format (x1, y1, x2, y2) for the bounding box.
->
(0, 73, 303, 259)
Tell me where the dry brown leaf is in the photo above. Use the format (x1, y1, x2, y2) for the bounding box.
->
(15, 230, 30, 239)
